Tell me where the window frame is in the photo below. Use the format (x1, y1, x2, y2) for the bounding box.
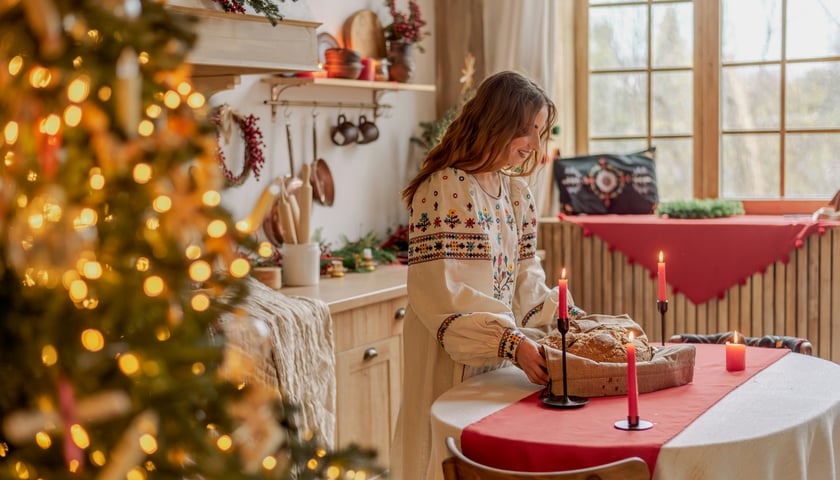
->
(574, 0, 832, 214)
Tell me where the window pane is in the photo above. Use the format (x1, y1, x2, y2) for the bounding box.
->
(786, 62, 840, 129)
(652, 71, 693, 135)
(721, 133, 780, 198)
(652, 3, 693, 68)
(722, 65, 780, 130)
(652, 138, 693, 202)
(785, 133, 840, 198)
(589, 72, 648, 136)
(589, 139, 649, 154)
(787, 0, 840, 60)
(721, 0, 781, 63)
(589, 5, 648, 69)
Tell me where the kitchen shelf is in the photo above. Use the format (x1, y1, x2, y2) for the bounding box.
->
(262, 76, 436, 121)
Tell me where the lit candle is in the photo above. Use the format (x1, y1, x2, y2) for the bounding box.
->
(726, 331, 746, 372)
(626, 332, 639, 424)
(558, 268, 568, 319)
(657, 250, 667, 302)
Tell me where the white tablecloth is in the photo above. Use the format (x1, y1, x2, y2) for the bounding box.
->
(431, 351, 840, 479)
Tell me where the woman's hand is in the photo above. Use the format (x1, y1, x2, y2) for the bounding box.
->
(515, 337, 548, 386)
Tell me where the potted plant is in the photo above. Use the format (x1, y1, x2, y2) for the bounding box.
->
(383, 0, 428, 82)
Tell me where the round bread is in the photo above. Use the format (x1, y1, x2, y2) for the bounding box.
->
(541, 321, 653, 363)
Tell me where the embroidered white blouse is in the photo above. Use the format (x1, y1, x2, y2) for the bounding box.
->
(390, 168, 584, 480)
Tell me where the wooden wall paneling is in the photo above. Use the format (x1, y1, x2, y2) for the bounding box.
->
(832, 229, 839, 361)
(807, 242, 820, 356)
(602, 241, 614, 314)
(796, 245, 808, 341)
(785, 252, 797, 339)
(751, 271, 763, 336)
(774, 261, 786, 337)
(819, 233, 832, 357)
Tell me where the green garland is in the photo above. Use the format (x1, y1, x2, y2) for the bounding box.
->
(657, 199, 745, 219)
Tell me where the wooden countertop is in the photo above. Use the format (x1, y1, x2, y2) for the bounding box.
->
(279, 264, 407, 314)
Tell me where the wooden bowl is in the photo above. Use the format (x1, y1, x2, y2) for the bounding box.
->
(324, 48, 361, 64)
(324, 61, 363, 79)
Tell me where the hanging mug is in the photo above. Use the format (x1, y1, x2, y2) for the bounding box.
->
(331, 114, 358, 146)
(357, 115, 380, 144)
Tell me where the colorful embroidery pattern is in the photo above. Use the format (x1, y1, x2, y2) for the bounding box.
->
(408, 232, 491, 264)
(519, 232, 536, 260)
(569, 304, 587, 319)
(437, 313, 463, 347)
(498, 328, 524, 360)
(522, 303, 543, 327)
(493, 253, 514, 303)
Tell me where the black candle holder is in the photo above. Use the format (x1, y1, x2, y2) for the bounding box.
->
(614, 417, 654, 430)
(542, 314, 588, 409)
(657, 299, 669, 346)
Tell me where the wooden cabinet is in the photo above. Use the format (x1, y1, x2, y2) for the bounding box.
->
(333, 296, 406, 466)
(279, 265, 407, 468)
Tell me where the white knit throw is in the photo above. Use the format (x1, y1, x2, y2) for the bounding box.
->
(219, 277, 336, 448)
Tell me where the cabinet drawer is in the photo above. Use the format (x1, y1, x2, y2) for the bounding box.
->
(332, 296, 407, 352)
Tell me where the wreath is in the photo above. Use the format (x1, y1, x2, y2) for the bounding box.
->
(209, 105, 266, 186)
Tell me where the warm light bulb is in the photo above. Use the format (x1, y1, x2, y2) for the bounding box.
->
(89, 168, 105, 190)
(81, 329, 104, 352)
(69, 279, 88, 301)
(70, 424, 90, 448)
(90, 450, 106, 466)
(118, 353, 140, 375)
(75, 208, 98, 229)
(202, 190, 221, 207)
(133, 163, 152, 183)
(41, 345, 58, 366)
(145, 217, 160, 230)
(307, 459, 319, 470)
(326, 465, 340, 478)
(176, 82, 191, 95)
(216, 435, 232, 452)
(163, 90, 180, 109)
(137, 119, 154, 137)
(8, 55, 23, 75)
(207, 220, 227, 238)
(67, 75, 91, 103)
(98, 85, 112, 101)
(4, 121, 19, 144)
(42, 114, 61, 135)
(263, 457, 278, 470)
(152, 195, 172, 213)
(258, 242, 273, 258)
(191, 362, 205, 375)
(187, 92, 205, 109)
(139, 434, 158, 454)
(138, 51, 150, 64)
(229, 258, 250, 278)
(189, 260, 212, 282)
(185, 245, 202, 260)
(145, 104, 162, 118)
(191, 293, 210, 312)
(135, 257, 150, 271)
(143, 276, 164, 297)
(29, 66, 52, 88)
(155, 327, 170, 341)
(82, 261, 102, 279)
(64, 105, 82, 127)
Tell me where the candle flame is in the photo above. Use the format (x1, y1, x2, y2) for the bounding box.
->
(733, 330, 739, 343)
(659, 250, 664, 262)
(628, 331, 635, 341)
(561, 267, 566, 279)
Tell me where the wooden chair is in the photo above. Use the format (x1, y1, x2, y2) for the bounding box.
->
(669, 332, 813, 355)
(441, 437, 650, 480)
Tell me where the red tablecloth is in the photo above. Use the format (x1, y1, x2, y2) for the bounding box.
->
(461, 345, 788, 473)
(558, 214, 838, 304)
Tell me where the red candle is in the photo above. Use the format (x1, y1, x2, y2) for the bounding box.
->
(726, 331, 746, 371)
(657, 250, 667, 302)
(558, 268, 568, 319)
(626, 333, 639, 423)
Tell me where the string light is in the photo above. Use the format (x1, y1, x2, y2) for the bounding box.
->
(133, 163, 152, 183)
(138, 51, 150, 64)
(81, 329, 104, 352)
(135, 257, 150, 271)
(207, 219, 227, 238)
(41, 345, 57, 366)
(189, 260, 211, 282)
(258, 242, 273, 258)
(262, 456, 278, 470)
(29, 66, 52, 88)
(138, 119, 154, 137)
(98, 86, 112, 101)
(163, 91, 180, 109)
(143, 275, 164, 297)
(82, 260, 102, 279)
(216, 435, 232, 452)
(307, 458, 319, 470)
(154, 326, 170, 341)
(229, 258, 250, 278)
(70, 424, 90, 448)
(139, 434, 158, 454)
(74, 208, 98, 230)
(90, 450, 106, 466)
(145, 217, 160, 230)
(176, 82, 191, 96)
(152, 195, 172, 213)
(202, 190, 221, 207)
(69, 279, 88, 301)
(63, 105, 82, 127)
(4, 121, 19, 144)
(8, 55, 23, 75)
(67, 75, 91, 103)
(191, 362, 205, 375)
(185, 244, 202, 260)
(118, 353, 140, 375)
(41, 114, 61, 135)
(145, 104, 162, 118)
(187, 92, 205, 109)
(126, 467, 145, 480)
(35, 432, 51, 449)
(89, 167, 105, 190)
(190, 292, 209, 312)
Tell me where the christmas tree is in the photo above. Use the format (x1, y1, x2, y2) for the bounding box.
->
(0, 1, 377, 479)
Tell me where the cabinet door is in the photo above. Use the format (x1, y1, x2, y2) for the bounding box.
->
(335, 335, 401, 468)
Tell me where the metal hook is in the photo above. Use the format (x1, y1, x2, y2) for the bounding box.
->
(283, 102, 292, 121)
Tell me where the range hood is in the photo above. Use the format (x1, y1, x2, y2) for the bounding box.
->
(165, 0, 320, 92)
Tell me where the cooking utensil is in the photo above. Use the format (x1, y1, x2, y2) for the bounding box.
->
(342, 9, 386, 59)
(311, 116, 335, 206)
(298, 163, 312, 244)
(262, 119, 303, 246)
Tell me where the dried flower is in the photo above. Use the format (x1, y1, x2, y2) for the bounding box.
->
(384, 0, 429, 52)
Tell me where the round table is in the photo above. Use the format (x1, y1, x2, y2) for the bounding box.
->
(431, 346, 840, 479)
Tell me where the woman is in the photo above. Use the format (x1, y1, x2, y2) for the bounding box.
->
(390, 71, 584, 479)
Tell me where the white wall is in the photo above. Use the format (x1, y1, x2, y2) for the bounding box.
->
(211, 0, 435, 250)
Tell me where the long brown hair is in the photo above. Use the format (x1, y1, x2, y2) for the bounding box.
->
(402, 70, 556, 207)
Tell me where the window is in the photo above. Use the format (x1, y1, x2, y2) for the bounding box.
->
(577, 0, 840, 212)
